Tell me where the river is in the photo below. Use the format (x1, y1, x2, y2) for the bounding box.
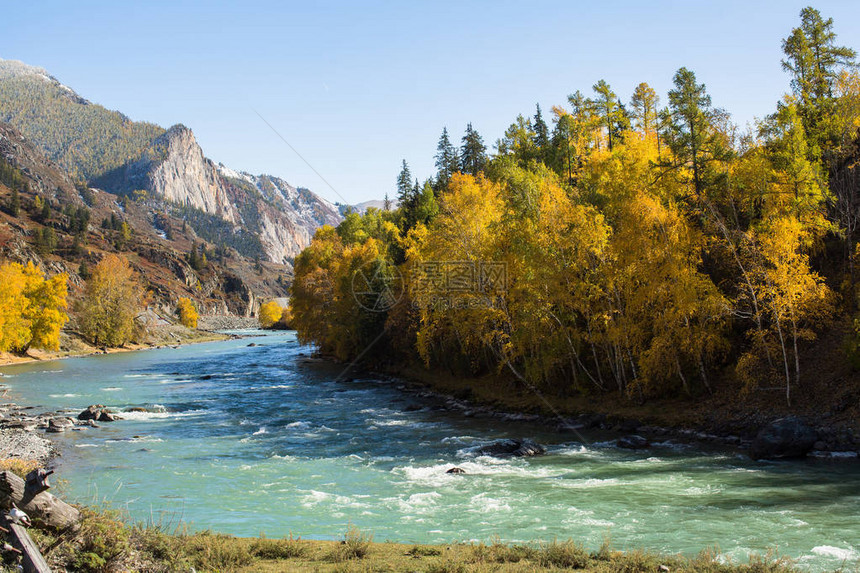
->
(1, 331, 857, 571)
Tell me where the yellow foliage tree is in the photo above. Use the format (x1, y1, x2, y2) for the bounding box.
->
(0, 264, 33, 352)
(279, 306, 293, 328)
(258, 300, 284, 329)
(738, 215, 833, 404)
(0, 262, 68, 353)
(77, 254, 144, 347)
(177, 297, 198, 329)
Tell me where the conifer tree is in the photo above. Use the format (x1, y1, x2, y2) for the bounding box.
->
(532, 104, 549, 153)
(665, 67, 728, 197)
(396, 159, 413, 206)
(434, 127, 460, 189)
(460, 123, 488, 176)
(630, 82, 660, 138)
(782, 6, 857, 155)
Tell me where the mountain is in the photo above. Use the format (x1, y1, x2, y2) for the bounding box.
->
(0, 59, 164, 181)
(337, 199, 396, 216)
(0, 58, 341, 263)
(0, 121, 287, 317)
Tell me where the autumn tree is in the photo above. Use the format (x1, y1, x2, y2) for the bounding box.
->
(738, 216, 833, 405)
(497, 115, 538, 165)
(177, 297, 198, 329)
(78, 254, 145, 347)
(258, 300, 283, 328)
(0, 264, 32, 352)
(0, 262, 68, 353)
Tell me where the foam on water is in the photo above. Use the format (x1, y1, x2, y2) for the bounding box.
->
(810, 546, 859, 561)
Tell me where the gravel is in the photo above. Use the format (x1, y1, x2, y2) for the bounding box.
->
(0, 427, 55, 464)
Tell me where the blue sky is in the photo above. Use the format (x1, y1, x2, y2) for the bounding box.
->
(2, 1, 859, 204)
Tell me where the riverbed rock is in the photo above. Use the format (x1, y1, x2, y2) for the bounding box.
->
(78, 405, 106, 420)
(474, 438, 546, 458)
(446, 467, 466, 474)
(125, 407, 148, 413)
(750, 416, 817, 460)
(617, 435, 650, 449)
(47, 417, 75, 433)
(97, 410, 121, 422)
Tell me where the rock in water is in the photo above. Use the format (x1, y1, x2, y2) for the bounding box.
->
(750, 416, 817, 460)
(97, 410, 120, 422)
(446, 467, 466, 474)
(46, 417, 75, 433)
(617, 435, 650, 449)
(77, 405, 105, 420)
(474, 439, 546, 458)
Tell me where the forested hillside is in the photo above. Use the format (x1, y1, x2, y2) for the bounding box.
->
(290, 7, 860, 418)
(0, 59, 165, 181)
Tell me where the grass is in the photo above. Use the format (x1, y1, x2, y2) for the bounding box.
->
(17, 506, 814, 573)
(0, 457, 40, 478)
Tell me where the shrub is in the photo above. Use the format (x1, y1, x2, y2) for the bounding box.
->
(536, 539, 590, 569)
(71, 508, 131, 572)
(407, 544, 442, 557)
(325, 524, 372, 562)
(249, 533, 306, 559)
(181, 530, 253, 572)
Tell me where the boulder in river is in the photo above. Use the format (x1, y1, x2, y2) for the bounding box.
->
(47, 417, 76, 433)
(446, 467, 466, 474)
(617, 435, 650, 449)
(474, 438, 546, 458)
(97, 410, 121, 422)
(750, 416, 817, 460)
(78, 405, 105, 420)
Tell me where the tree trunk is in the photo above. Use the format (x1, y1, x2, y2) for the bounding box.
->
(3, 518, 51, 573)
(0, 470, 80, 531)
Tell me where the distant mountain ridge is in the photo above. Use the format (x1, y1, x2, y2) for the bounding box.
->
(0, 57, 341, 263)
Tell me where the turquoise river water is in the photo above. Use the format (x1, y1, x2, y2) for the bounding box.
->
(0, 331, 857, 571)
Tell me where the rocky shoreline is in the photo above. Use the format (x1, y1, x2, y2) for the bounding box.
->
(346, 364, 860, 462)
(0, 399, 132, 467)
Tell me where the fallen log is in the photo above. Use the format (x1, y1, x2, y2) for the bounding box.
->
(2, 518, 51, 573)
(0, 471, 79, 531)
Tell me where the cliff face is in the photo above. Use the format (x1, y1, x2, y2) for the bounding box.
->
(96, 125, 341, 263)
(141, 126, 238, 223)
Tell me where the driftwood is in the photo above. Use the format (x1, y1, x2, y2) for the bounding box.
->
(2, 517, 51, 573)
(0, 470, 79, 531)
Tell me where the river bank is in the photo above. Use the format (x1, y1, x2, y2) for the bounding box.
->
(0, 314, 260, 367)
(366, 359, 860, 461)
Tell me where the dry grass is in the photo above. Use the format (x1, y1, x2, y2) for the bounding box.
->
(21, 507, 813, 573)
(0, 457, 40, 478)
